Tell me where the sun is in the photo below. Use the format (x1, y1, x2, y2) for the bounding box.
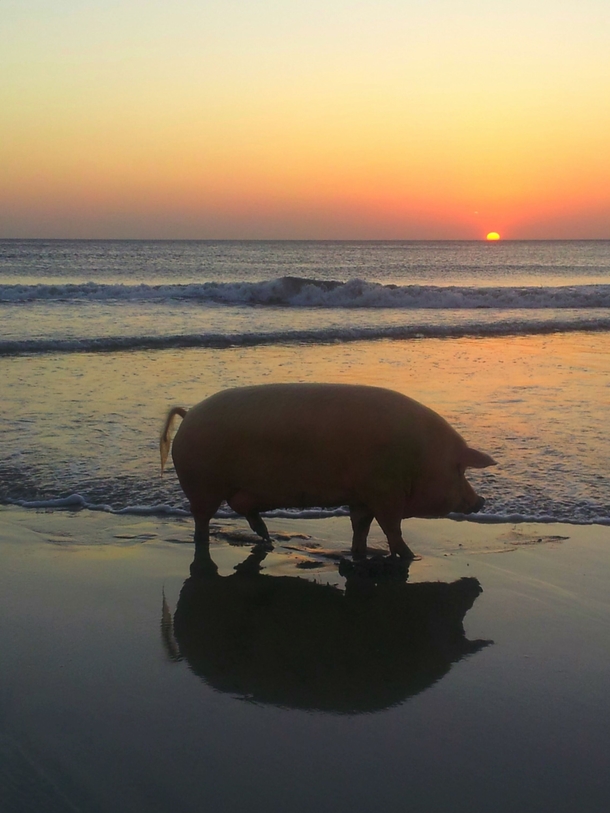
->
(486, 232, 501, 241)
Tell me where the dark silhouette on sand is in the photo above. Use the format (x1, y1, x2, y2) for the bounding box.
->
(162, 547, 491, 714)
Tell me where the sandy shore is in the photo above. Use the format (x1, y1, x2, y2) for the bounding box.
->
(1, 505, 609, 813)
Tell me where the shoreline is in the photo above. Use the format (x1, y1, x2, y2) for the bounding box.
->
(3, 502, 609, 567)
(4, 496, 610, 528)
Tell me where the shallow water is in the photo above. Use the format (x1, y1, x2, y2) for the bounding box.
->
(0, 333, 608, 523)
(1, 240, 608, 524)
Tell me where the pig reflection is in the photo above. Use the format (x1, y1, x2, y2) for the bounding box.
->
(162, 551, 491, 714)
(161, 384, 496, 562)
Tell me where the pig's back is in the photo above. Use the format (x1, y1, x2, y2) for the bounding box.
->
(172, 384, 443, 502)
(180, 383, 434, 450)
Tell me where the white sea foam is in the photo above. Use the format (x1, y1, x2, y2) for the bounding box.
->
(6, 494, 191, 517)
(2, 277, 610, 308)
(6, 495, 610, 526)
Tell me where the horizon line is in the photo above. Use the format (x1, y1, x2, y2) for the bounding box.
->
(1, 237, 608, 243)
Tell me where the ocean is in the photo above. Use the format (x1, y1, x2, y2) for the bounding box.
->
(1, 239, 608, 526)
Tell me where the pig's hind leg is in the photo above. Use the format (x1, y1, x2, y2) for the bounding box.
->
(227, 491, 274, 550)
(349, 504, 374, 560)
(246, 511, 274, 550)
(189, 494, 223, 577)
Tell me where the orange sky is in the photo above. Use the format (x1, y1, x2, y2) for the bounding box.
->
(1, 1, 609, 239)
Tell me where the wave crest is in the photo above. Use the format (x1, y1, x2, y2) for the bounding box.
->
(2, 277, 610, 309)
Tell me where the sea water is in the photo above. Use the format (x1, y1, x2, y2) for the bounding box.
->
(1, 239, 608, 525)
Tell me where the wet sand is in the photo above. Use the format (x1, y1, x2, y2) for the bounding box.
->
(1, 506, 609, 813)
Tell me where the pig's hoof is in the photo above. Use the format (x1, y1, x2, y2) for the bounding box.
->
(397, 548, 420, 561)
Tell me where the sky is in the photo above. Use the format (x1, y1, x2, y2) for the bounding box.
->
(1, 0, 609, 239)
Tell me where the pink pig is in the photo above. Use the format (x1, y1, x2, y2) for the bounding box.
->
(161, 383, 496, 560)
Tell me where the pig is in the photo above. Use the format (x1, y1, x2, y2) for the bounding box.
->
(160, 383, 496, 561)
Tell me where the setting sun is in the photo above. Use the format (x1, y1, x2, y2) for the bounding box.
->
(486, 232, 501, 241)
(2, 2, 609, 239)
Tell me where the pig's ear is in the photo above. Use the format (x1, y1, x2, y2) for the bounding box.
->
(461, 447, 497, 469)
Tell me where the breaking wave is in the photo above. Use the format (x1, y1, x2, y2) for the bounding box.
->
(2, 277, 610, 309)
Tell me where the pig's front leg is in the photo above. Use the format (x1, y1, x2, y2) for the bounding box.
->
(371, 498, 416, 560)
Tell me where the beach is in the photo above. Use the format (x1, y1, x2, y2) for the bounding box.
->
(1, 239, 609, 811)
(4, 0, 610, 801)
(1, 506, 610, 812)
